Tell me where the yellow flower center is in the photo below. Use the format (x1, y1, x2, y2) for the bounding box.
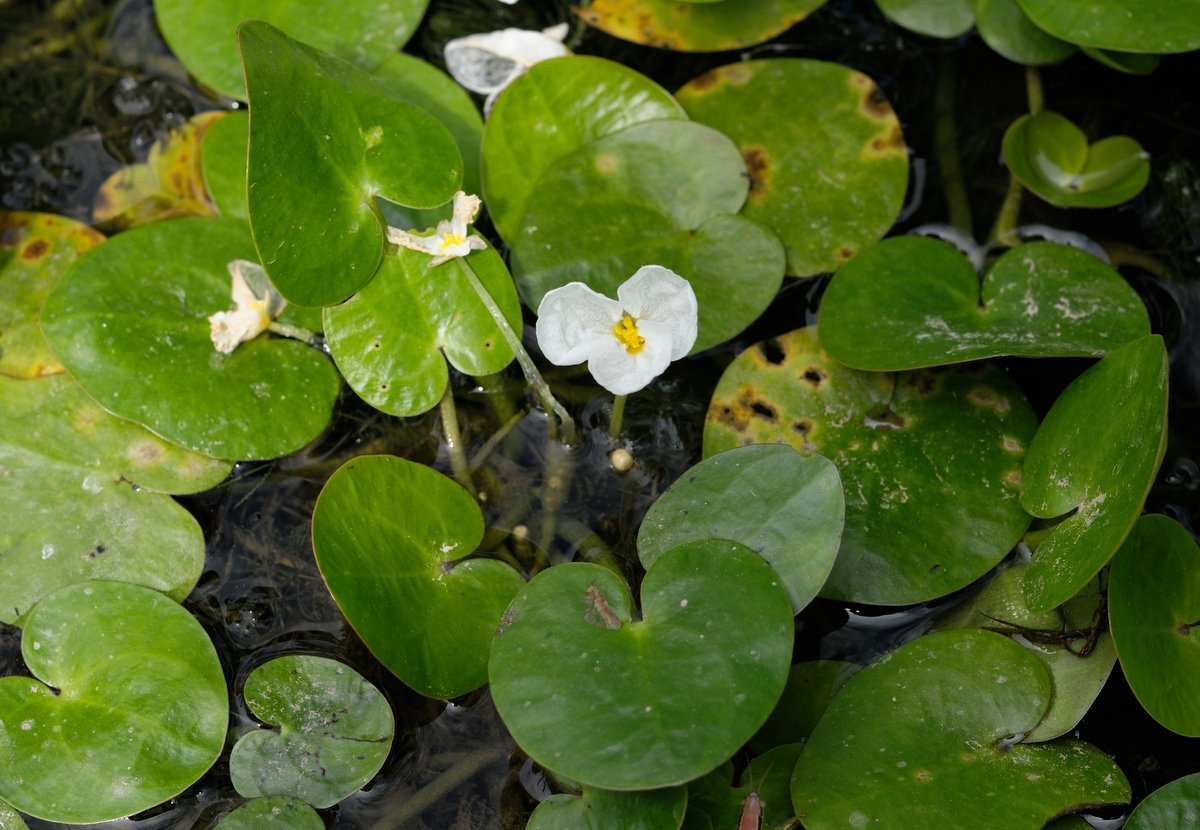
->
(439, 232, 466, 251)
(613, 314, 645, 354)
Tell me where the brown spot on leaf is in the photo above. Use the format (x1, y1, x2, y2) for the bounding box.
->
(968, 386, 1012, 415)
(835, 246, 855, 262)
(20, 238, 49, 261)
(860, 81, 895, 120)
(686, 68, 722, 92)
(903, 373, 939, 396)
(867, 124, 906, 157)
(865, 404, 906, 430)
(751, 401, 777, 422)
(757, 338, 786, 365)
(802, 367, 826, 387)
(742, 144, 772, 201)
(792, 419, 813, 436)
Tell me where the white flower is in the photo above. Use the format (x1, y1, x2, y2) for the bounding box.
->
(208, 259, 286, 354)
(444, 24, 570, 113)
(535, 265, 698, 396)
(386, 191, 488, 266)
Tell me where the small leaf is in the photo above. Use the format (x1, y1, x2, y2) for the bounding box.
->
(1125, 772, 1200, 829)
(214, 797, 324, 830)
(875, 0, 975, 38)
(574, 0, 828, 51)
(528, 785, 687, 830)
(1016, 0, 1200, 53)
(975, 0, 1076, 64)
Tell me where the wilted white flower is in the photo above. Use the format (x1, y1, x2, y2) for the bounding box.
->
(208, 259, 286, 354)
(535, 265, 698, 396)
(444, 24, 570, 112)
(386, 191, 488, 266)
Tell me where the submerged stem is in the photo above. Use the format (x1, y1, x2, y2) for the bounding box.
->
(438, 385, 475, 496)
(369, 745, 509, 830)
(935, 54, 973, 235)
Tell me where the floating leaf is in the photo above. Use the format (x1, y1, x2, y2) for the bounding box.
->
(510, 119, 784, 352)
(490, 541, 793, 789)
(792, 629, 1131, 829)
(0, 581, 227, 823)
(1109, 515, 1200, 736)
(975, 0, 1075, 64)
(0, 373, 227, 625)
(875, 0, 975, 38)
(41, 217, 340, 460)
(676, 59, 908, 276)
(1021, 335, 1167, 612)
(481, 55, 686, 242)
(0, 212, 103, 378)
(932, 561, 1115, 741)
(574, 0, 827, 51)
(1016, 0, 1200, 53)
(1125, 772, 1200, 829)
(747, 661, 859, 753)
(323, 245, 520, 417)
(705, 327, 1036, 605)
(638, 444, 843, 613)
(1003, 111, 1150, 208)
(0, 799, 27, 830)
(230, 655, 394, 807)
(312, 455, 524, 699)
(527, 785, 687, 830)
(818, 237, 1150, 371)
(687, 743, 802, 830)
(155, 0, 430, 99)
(240, 21, 463, 307)
(202, 110, 250, 221)
(215, 797, 324, 830)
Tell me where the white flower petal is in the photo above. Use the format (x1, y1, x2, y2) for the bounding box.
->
(617, 265, 698, 360)
(387, 226, 441, 256)
(209, 306, 268, 354)
(535, 282, 621, 365)
(444, 27, 570, 96)
(451, 191, 482, 235)
(587, 320, 673, 395)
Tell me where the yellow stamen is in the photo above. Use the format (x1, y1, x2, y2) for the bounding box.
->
(439, 232, 466, 251)
(613, 314, 645, 354)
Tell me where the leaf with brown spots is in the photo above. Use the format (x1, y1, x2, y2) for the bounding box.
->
(574, 0, 828, 52)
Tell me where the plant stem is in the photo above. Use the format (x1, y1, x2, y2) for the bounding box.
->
(1025, 65, 1044, 114)
(988, 174, 1024, 247)
(438, 385, 475, 496)
(539, 439, 574, 562)
(267, 321, 317, 343)
(609, 394, 627, 439)
(458, 258, 577, 444)
(935, 54, 973, 235)
(370, 745, 509, 830)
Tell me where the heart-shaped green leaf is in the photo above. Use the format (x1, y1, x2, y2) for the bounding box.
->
(240, 21, 463, 307)
(687, 743, 802, 830)
(154, 0, 430, 100)
(818, 237, 1150, 371)
(676, 59, 908, 277)
(40, 216, 340, 460)
(1021, 335, 1167, 612)
(638, 444, 844, 613)
(932, 561, 1115, 741)
(0, 373, 227, 624)
(0, 212, 104, 379)
(705, 327, 1036, 605)
(312, 455, 524, 699)
(574, 0, 828, 51)
(323, 245, 520, 417)
(792, 629, 1131, 829)
(1110, 515, 1200, 737)
(1016, 0, 1200, 53)
(230, 655, 394, 807)
(528, 785, 687, 830)
(0, 581, 228, 823)
(1125, 772, 1200, 829)
(975, 0, 1075, 64)
(511, 119, 784, 352)
(875, 0, 975, 37)
(481, 55, 686, 242)
(490, 541, 793, 789)
(1003, 111, 1150, 208)
(214, 797, 324, 830)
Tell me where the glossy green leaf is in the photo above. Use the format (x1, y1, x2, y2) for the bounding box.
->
(1021, 335, 1168, 612)
(818, 237, 1150, 371)
(0, 374, 226, 624)
(40, 217, 339, 460)
(240, 21, 462, 307)
(0, 799, 27, 830)
(705, 327, 1036, 605)
(215, 797, 324, 830)
(1082, 47, 1161, 75)
(747, 661, 859, 754)
(1016, 0, 1200, 53)
(638, 444, 844, 613)
(490, 541, 793, 789)
(0, 212, 104, 378)
(155, 0, 429, 99)
(201, 110, 249, 221)
(323, 245, 519, 417)
(793, 629, 1131, 829)
(574, 0, 827, 51)
(528, 785, 687, 830)
(482, 55, 686, 242)
(1125, 772, 1200, 829)
(687, 743, 801, 830)
(1110, 515, 1200, 736)
(676, 59, 909, 277)
(1003, 111, 1150, 208)
(312, 455, 524, 699)
(932, 561, 1115, 741)
(975, 0, 1075, 64)
(230, 655, 393, 807)
(511, 119, 784, 352)
(0, 581, 227, 823)
(875, 0, 975, 38)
